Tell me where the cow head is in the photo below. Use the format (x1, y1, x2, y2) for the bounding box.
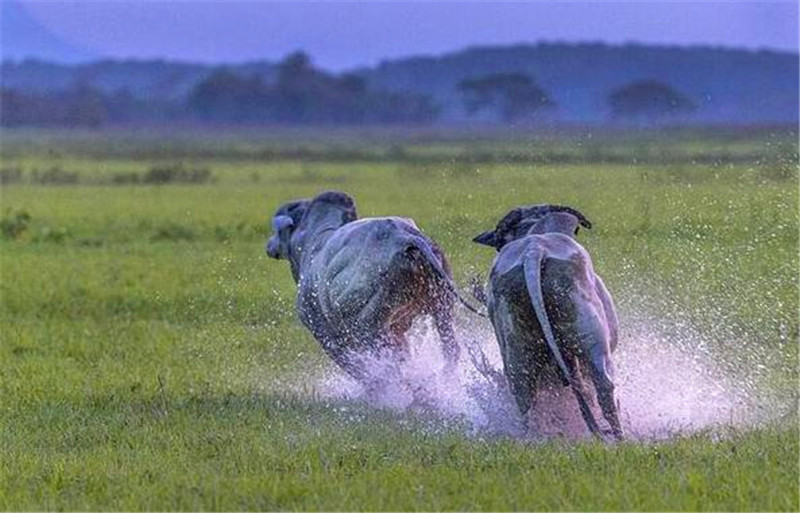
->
(266, 199, 310, 260)
(266, 190, 358, 266)
(473, 204, 592, 251)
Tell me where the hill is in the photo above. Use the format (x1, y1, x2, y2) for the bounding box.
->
(0, 59, 276, 101)
(359, 42, 799, 123)
(1, 42, 797, 124)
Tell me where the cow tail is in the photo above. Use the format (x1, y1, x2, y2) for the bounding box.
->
(406, 237, 487, 318)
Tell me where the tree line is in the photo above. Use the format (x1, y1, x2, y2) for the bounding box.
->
(188, 52, 438, 124)
(0, 51, 696, 127)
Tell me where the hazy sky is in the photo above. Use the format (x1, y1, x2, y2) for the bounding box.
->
(3, 1, 798, 69)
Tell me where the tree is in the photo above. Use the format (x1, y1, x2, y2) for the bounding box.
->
(188, 69, 273, 122)
(458, 73, 554, 122)
(608, 80, 696, 119)
(272, 52, 330, 123)
(0, 88, 29, 126)
(0, 84, 109, 127)
(276, 51, 315, 89)
(187, 52, 440, 125)
(62, 82, 108, 128)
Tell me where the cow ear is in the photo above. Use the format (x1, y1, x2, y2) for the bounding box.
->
(473, 230, 498, 248)
(271, 215, 294, 232)
(342, 203, 358, 224)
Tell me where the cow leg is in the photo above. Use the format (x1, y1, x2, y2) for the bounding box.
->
(501, 334, 539, 418)
(433, 306, 460, 375)
(384, 319, 412, 364)
(520, 368, 543, 437)
(330, 343, 373, 384)
(321, 329, 398, 397)
(585, 344, 624, 440)
(358, 318, 411, 396)
(560, 352, 605, 440)
(388, 324, 432, 408)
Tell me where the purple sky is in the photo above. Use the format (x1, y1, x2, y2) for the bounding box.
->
(3, 1, 798, 69)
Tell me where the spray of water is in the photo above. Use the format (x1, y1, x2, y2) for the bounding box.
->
(278, 283, 792, 442)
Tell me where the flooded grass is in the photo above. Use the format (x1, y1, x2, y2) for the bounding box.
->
(1, 128, 797, 510)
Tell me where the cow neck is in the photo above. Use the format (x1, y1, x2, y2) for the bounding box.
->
(290, 204, 352, 283)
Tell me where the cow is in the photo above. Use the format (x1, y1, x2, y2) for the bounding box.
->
(473, 204, 623, 441)
(266, 190, 477, 386)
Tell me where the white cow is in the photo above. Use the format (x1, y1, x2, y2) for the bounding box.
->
(474, 206, 623, 440)
(267, 190, 479, 385)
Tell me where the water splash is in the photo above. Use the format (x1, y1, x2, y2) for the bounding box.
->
(615, 318, 758, 440)
(313, 317, 524, 437)
(292, 295, 790, 442)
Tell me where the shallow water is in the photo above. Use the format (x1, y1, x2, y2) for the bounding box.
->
(300, 297, 788, 442)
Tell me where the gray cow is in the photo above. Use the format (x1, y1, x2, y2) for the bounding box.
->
(266, 190, 470, 384)
(473, 204, 623, 440)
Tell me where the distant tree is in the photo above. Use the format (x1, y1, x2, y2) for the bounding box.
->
(0, 84, 108, 127)
(457, 73, 554, 122)
(62, 82, 108, 128)
(272, 52, 332, 123)
(338, 73, 367, 95)
(187, 52, 439, 125)
(0, 88, 29, 126)
(188, 69, 273, 122)
(276, 51, 315, 89)
(365, 91, 440, 124)
(608, 80, 696, 119)
(105, 88, 137, 119)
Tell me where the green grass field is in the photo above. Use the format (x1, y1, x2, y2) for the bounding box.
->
(1, 127, 798, 510)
